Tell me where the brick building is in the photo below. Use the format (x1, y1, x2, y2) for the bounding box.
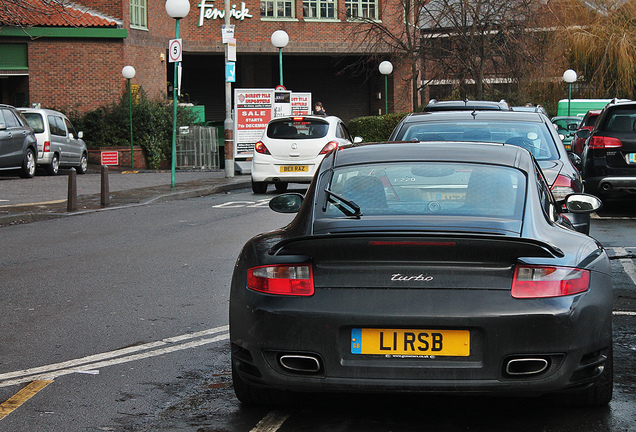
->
(0, 0, 415, 122)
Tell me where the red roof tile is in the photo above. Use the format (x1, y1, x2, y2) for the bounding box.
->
(0, 0, 120, 28)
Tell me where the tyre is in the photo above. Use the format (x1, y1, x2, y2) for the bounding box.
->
(274, 182, 288, 192)
(20, 148, 36, 178)
(251, 180, 268, 194)
(47, 154, 60, 176)
(550, 346, 613, 406)
(231, 358, 291, 406)
(77, 152, 88, 174)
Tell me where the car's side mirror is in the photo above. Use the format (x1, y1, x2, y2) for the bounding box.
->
(78, 131, 84, 139)
(0, 123, 6, 131)
(269, 193, 304, 213)
(353, 136, 363, 144)
(576, 129, 590, 139)
(564, 194, 602, 213)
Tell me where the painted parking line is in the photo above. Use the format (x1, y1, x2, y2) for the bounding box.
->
(610, 247, 636, 286)
(0, 380, 53, 421)
(0, 325, 229, 388)
(250, 411, 290, 432)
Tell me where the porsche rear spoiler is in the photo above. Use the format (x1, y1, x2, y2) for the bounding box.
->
(268, 232, 564, 259)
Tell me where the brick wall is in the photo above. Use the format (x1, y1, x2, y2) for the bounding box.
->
(28, 39, 124, 113)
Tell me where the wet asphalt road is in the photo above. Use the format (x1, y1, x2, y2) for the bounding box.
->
(0, 183, 635, 431)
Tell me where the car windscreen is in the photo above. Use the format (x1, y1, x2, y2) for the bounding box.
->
(22, 113, 45, 133)
(267, 119, 329, 139)
(396, 121, 559, 160)
(322, 162, 526, 220)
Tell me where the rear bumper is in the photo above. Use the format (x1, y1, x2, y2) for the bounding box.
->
(230, 276, 613, 395)
(251, 155, 323, 183)
(585, 176, 636, 195)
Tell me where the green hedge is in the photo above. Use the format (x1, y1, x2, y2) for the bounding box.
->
(347, 112, 409, 142)
(68, 90, 198, 169)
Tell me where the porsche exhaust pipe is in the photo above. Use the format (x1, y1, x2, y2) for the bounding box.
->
(505, 358, 549, 376)
(279, 354, 321, 373)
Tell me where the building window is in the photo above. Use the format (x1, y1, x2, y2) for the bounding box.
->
(261, 0, 295, 18)
(345, 0, 377, 20)
(303, 0, 336, 19)
(130, 0, 147, 28)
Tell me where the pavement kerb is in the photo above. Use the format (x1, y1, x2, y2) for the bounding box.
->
(0, 178, 251, 227)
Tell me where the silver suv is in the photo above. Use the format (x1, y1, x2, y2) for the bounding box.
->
(18, 108, 88, 175)
(0, 104, 38, 178)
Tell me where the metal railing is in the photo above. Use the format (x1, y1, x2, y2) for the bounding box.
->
(176, 126, 219, 170)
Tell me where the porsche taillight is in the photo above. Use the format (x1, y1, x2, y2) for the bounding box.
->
(247, 264, 314, 296)
(512, 265, 590, 298)
(254, 141, 270, 155)
(319, 141, 339, 154)
(44, 141, 50, 152)
(589, 136, 622, 149)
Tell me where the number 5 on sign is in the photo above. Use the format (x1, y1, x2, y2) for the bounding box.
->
(169, 39, 182, 63)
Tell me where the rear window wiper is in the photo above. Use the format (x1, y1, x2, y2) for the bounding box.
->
(323, 189, 362, 218)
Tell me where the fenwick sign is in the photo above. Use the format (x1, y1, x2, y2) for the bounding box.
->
(198, 0, 253, 26)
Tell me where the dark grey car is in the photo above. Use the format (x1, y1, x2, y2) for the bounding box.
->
(0, 104, 38, 178)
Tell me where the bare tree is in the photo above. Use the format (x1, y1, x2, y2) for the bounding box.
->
(0, 0, 87, 31)
(346, 0, 427, 111)
(421, 0, 546, 100)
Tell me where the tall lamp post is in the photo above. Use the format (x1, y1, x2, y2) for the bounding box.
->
(563, 69, 577, 116)
(165, 0, 190, 188)
(122, 66, 136, 169)
(379, 61, 393, 115)
(271, 30, 289, 87)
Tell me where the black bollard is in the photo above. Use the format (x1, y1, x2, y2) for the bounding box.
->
(67, 168, 77, 212)
(101, 165, 110, 207)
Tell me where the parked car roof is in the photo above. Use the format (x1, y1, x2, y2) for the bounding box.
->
(423, 99, 510, 112)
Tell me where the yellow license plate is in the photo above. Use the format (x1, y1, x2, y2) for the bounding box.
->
(351, 328, 470, 356)
(280, 165, 309, 172)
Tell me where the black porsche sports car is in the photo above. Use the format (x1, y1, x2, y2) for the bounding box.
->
(229, 141, 612, 407)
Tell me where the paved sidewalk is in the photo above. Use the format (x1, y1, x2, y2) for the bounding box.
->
(0, 166, 251, 226)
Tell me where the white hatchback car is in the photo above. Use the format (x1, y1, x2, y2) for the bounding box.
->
(251, 115, 361, 193)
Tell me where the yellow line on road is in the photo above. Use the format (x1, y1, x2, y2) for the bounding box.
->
(0, 380, 53, 420)
(0, 199, 66, 208)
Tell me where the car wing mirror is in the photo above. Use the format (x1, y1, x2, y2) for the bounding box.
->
(576, 129, 590, 139)
(353, 136, 363, 144)
(0, 123, 6, 131)
(78, 131, 84, 139)
(269, 193, 304, 213)
(564, 193, 602, 213)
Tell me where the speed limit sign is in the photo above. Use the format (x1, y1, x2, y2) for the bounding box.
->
(169, 38, 182, 63)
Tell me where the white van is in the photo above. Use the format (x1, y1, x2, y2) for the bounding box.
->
(18, 108, 88, 175)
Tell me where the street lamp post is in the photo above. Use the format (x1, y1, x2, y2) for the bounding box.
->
(165, 0, 190, 188)
(563, 69, 577, 117)
(379, 61, 393, 115)
(271, 30, 289, 87)
(121, 65, 136, 170)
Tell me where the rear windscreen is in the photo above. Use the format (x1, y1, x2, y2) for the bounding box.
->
(323, 162, 526, 220)
(267, 119, 328, 139)
(22, 113, 45, 133)
(395, 120, 559, 161)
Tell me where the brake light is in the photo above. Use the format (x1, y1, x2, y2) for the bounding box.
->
(512, 265, 590, 298)
(550, 174, 579, 201)
(247, 264, 314, 296)
(589, 136, 622, 149)
(292, 117, 304, 121)
(254, 141, 270, 155)
(319, 141, 339, 154)
(44, 141, 50, 152)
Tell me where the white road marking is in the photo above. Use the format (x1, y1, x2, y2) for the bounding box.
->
(250, 411, 290, 432)
(0, 326, 228, 388)
(613, 311, 636, 316)
(611, 247, 636, 287)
